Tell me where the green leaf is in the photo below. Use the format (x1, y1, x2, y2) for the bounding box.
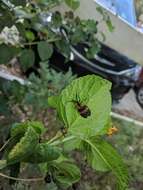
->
(96, 6, 114, 32)
(106, 16, 115, 32)
(0, 44, 20, 64)
(48, 75, 112, 138)
(48, 95, 61, 109)
(7, 127, 39, 165)
(65, 0, 80, 10)
(10, 123, 28, 138)
(96, 6, 104, 15)
(11, 0, 26, 6)
(19, 49, 35, 72)
(0, 6, 13, 32)
(11, 121, 45, 137)
(82, 140, 109, 172)
(63, 136, 81, 151)
(3, 135, 23, 160)
(85, 138, 129, 190)
(37, 41, 53, 61)
(24, 144, 60, 163)
(86, 41, 101, 59)
(51, 162, 81, 188)
(3, 122, 44, 160)
(25, 31, 35, 41)
(55, 39, 71, 57)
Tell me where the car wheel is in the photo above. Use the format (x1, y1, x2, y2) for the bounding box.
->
(136, 86, 143, 109)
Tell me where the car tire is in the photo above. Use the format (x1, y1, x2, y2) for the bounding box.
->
(136, 86, 143, 109)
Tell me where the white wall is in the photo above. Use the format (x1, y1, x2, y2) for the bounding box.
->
(59, 0, 143, 65)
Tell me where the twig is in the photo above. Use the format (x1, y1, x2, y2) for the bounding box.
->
(0, 138, 12, 152)
(0, 172, 44, 182)
(22, 38, 60, 46)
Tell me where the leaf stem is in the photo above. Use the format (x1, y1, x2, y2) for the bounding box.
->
(0, 172, 44, 182)
(46, 131, 64, 145)
(22, 38, 60, 46)
(50, 135, 76, 146)
(0, 138, 12, 152)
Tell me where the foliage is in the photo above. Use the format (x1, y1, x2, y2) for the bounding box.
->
(81, 119, 143, 190)
(0, 0, 113, 69)
(0, 75, 129, 189)
(111, 119, 143, 189)
(0, 0, 113, 119)
(0, 64, 76, 118)
(0, 1, 127, 189)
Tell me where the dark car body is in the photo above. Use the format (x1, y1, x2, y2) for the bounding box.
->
(50, 43, 142, 101)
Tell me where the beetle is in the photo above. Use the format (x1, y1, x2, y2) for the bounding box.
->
(71, 94, 91, 118)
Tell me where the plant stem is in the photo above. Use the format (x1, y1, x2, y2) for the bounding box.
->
(0, 172, 44, 182)
(50, 135, 76, 146)
(46, 132, 64, 145)
(0, 138, 12, 152)
(22, 38, 60, 46)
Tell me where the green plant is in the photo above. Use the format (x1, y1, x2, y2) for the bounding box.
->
(0, 0, 113, 123)
(0, 63, 76, 120)
(0, 1, 127, 189)
(111, 119, 143, 190)
(0, 0, 113, 70)
(0, 64, 75, 154)
(0, 75, 129, 189)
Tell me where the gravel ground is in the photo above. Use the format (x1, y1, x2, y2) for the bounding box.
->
(113, 90, 143, 121)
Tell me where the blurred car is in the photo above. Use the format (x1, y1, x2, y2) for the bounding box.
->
(50, 42, 142, 105)
(134, 67, 143, 108)
(41, 7, 143, 108)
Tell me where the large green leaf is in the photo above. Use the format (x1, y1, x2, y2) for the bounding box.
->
(48, 75, 112, 138)
(64, 0, 80, 10)
(7, 127, 39, 165)
(85, 138, 129, 190)
(51, 162, 81, 188)
(81, 140, 109, 172)
(4, 121, 45, 158)
(37, 41, 53, 61)
(19, 49, 35, 72)
(24, 143, 60, 163)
